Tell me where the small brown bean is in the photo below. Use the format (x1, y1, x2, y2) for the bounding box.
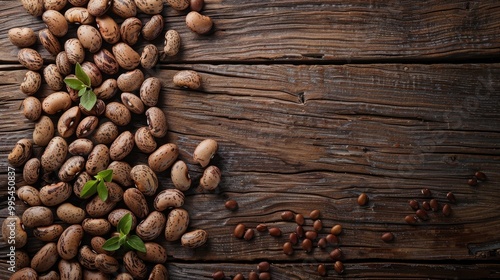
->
(224, 200, 238, 211)
(43, 10, 68, 37)
(330, 224, 342, 235)
(256, 224, 267, 232)
(269, 227, 282, 237)
(65, 7, 95, 24)
(325, 234, 338, 245)
(446, 192, 456, 203)
(309, 209, 320, 220)
(475, 171, 487, 181)
(281, 210, 294, 221)
(357, 193, 369, 206)
(18, 48, 43, 71)
(468, 177, 478, 186)
(381, 232, 394, 242)
(140, 77, 161, 106)
(105, 102, 131, 126)
(140, 44, 159, 69)
(442, 203, 452, 216)
(22, 96, 41, 121)
(421, 188, 432, 197)
(199, 165, 221, 191)
(429, 199, 439, 212)
(244, 228, 254, 241)
(333, 261, 344, 274)
(142, 15, 164, 41)
(8, 27, 36, 48)
(305, 230, 317, 240)
(295, 213, 305, 225)
(404, 215, 417, 225)
(112, 42, 140, 70)
(295, 225, 304, 238)
(234, 224, 245, 239)
(121, 92, 145, 114)
(302, 238, 313, 253)
(173, 70, 202, 89)
(313, 219, 323, 231)
(44, 64, 64, 91)
(212, 270, 225, 280)
(190, 0, 204, 11)
(120, 17, 142, 46)
(257, 261, 270, 272)
(329, 248, 342, 261)
(39, 29, 61, 56)
(186, 11, 213, 34)
(166, 0, 189, 10)
(409, 199, 419, 210)
(317, 237, 327, 249)
(283, 241, 293, 255)
(20, 71, 41, 95)
(94, 48, 119, 75)
(422, 201, 431, 211)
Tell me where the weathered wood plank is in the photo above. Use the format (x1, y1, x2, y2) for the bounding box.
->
(0, 64, 499, 276)
(1, 0, 500, 63)
(165, 262, 500, 279)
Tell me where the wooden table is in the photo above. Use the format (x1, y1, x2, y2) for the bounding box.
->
(1, 0, 500, 279)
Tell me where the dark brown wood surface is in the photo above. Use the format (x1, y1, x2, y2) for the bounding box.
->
(1, 0, 500, 279)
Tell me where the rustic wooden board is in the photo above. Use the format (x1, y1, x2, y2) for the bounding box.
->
(2, 0, 500, 278)
(1, 64, 500, 279)
(1, 0, 500, 63)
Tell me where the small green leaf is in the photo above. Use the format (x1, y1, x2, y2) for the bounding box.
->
(96, 169, 113, 182)
(118, 213, 132, 235)
(80, 180, 98, 199)
(80, 90, 97, 111)
(78, 87, 87, 97)
(126, 235, 146, 253)
(97, 181, 108, 202)
(75, 62, 91, 87)
(64, 78, 85, 90)
(102, 236, 121, 251)
(118, 233, 127, 246)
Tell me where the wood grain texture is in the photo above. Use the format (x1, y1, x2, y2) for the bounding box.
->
(1, 0, 500, 63)
(2, 0, 500, 278)
(1, 64, 500, 279)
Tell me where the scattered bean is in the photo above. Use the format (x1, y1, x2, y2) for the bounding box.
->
(330, 224, 342, 235)
(333, 261, 344, 274)
(186, 11, 213, 34)
(269, 227, 282, 237)
(281, 210, 294, 221)
(234, 224, 245, 239)
(475, 171, 487, 181)
(244, 228, 254, 241)
(357, 192, 368, 206)
(309, 209, 320, 220)
(381, 232, 394, 242)
(225, 199, 238, 211)
(302, 238, 313, 253)
(283, 241, 293, 255)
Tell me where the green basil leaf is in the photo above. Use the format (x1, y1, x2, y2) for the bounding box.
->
(80, 180, 98, 198)
(96, 169, 113, 182)
(80, 90, 97, 111)
(97, 180, 108, 202)
(102, 236, 121, 251)
(126, 235, 146, 253)
(75, 62, 91, 87)
(118, 213, 132, 235)
(64, 78, 85, 90)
